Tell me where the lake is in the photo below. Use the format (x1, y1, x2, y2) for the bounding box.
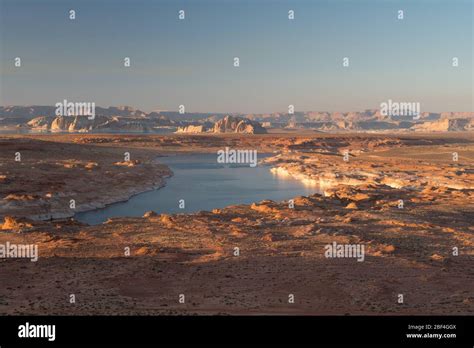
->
(75, 153, 320, 225)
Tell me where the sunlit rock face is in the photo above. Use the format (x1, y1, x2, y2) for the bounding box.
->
(176, 115, 267, 134)
(413, 118, 474, 132)
(176, 125, 206, 133)
(27, 115, 157, 133)
(213, 115, 267, 134)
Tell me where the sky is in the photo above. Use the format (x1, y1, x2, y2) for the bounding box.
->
(0, 0, 472, 113)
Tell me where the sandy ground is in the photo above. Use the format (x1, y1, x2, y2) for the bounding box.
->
(0, 133, 472, 315)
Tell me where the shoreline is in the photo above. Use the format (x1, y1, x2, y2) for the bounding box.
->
(72, 174, 173, 223)
(73, 152, 316, 225)
(0, 133, 472, 315)
(0, 138, 173, 222)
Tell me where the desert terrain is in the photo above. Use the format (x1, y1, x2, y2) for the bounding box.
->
(0, 133, 473, 315)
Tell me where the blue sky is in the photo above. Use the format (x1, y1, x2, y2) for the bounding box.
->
(0, 0, 472, 113)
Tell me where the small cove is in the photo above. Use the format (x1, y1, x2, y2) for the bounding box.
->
(75, 153, 321, 225)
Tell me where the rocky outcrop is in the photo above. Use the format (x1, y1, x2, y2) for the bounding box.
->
(175, 116, 267, 134)
(27, 116, 54, 131)
(1, 216, 33, 231)
(413, 118, 474, 132)
(50, 115, 110, 132)
(26, 115, 159, 133)
(213, 115, 267, 134)
(176, 125, 206, 133)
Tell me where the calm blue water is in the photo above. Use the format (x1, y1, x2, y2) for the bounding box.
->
(75, 153, 319, 225)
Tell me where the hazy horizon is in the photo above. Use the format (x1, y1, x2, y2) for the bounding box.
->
(1, 103, 473, 115)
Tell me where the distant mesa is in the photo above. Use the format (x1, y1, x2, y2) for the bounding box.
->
(412, 118, 474, 132)
(176, 115, 268, 134)
(175, 124, 206, 134)
(213, 115, 267, 134)
(26, 115, 157, 133)
(1, 106, 473, 133)
(1, 105, 171, 133)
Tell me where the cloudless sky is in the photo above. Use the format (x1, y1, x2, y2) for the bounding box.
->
(0, 0, 472, 113)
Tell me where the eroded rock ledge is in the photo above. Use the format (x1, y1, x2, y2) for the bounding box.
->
(0, 138, 172, 220)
